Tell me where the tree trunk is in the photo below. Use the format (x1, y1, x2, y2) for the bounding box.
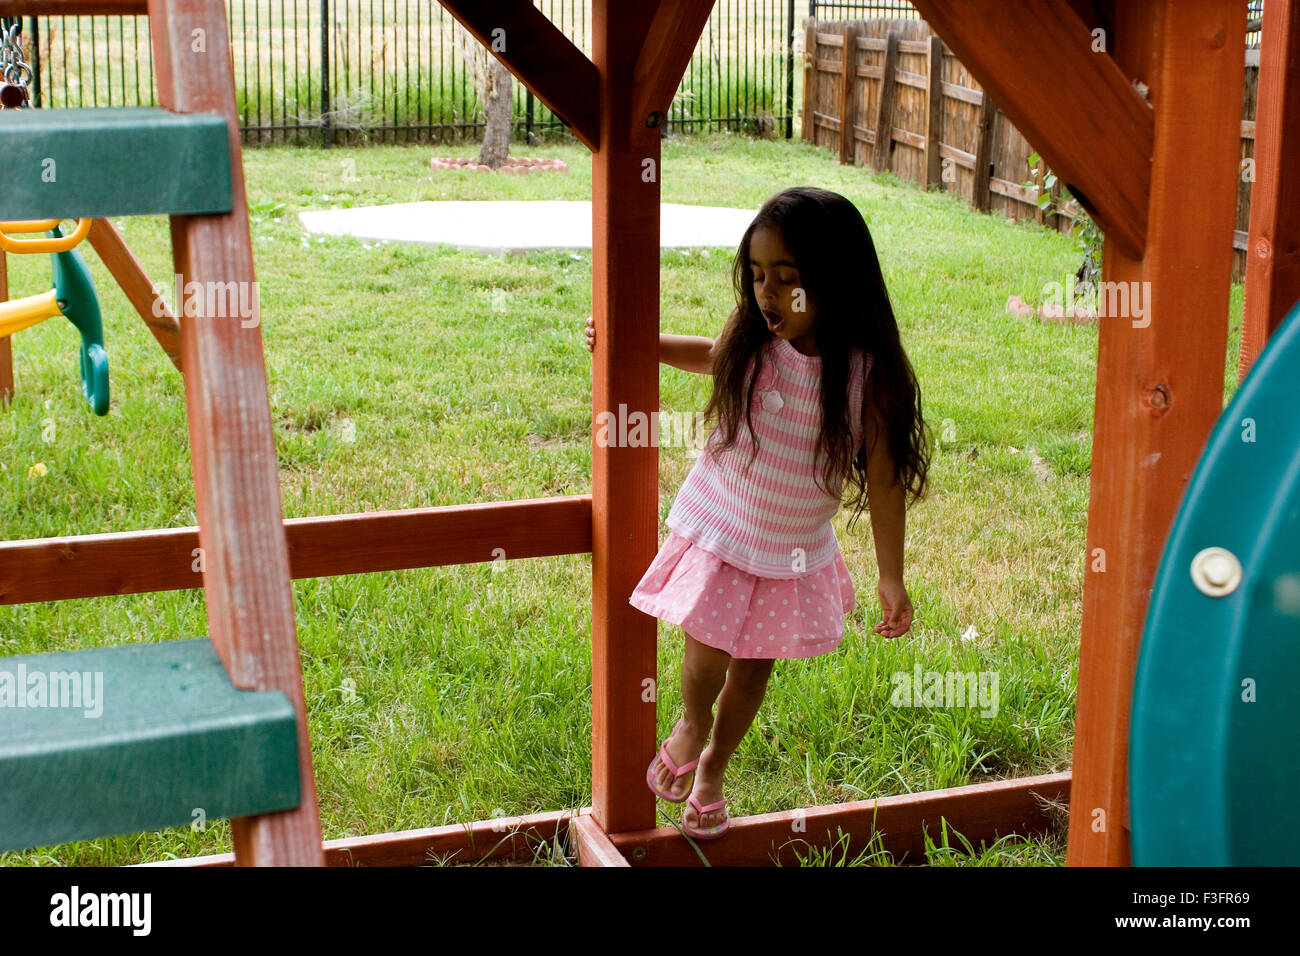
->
(479, 58, 513, 169)
(455, 22, 512, 169)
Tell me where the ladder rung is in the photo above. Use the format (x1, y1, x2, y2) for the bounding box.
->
(0, 107, 232, 222)
(0, 638, 300, 852)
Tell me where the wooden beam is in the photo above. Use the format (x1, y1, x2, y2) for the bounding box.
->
(437, 0, 600, 152)
(0, 495, 593, 604)
(971, 94, 996, 212)
(86, 218, 182, 372)
(1048, 172, 1063, 232)
(608, 772, 1071, 865)
(571, 812, 632, 866)
(941, 81, 983, 107)
(1240, 0, 1300, 379)
(148, 0, 323, 866)
(891, 126, 925, 151)
(590, 0, 661, 838)
(871, 30, 900, 172)
(144, 773, 1070, 867)
(629, 0, 718, 142)
(938, 141, 976, 170)
(989, 175, 1036, 206)
(138, 809, 578, 867)
(924, 35, 944, 188)
(910, 0, 1153, 260)
(839, 21, 862, 164)
(1067, 0, 1245, 867)
(0, 0, 146, 12)
(1034, 159, 1047, 224)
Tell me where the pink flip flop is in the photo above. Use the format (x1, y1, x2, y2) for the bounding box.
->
(646, 718, 700, 803)
(683, 791, 729, 840)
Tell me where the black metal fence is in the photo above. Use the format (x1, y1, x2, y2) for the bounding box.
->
(12, 1, 918, 147)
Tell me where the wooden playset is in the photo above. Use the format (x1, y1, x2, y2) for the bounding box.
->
(0, 0, 1296, 866)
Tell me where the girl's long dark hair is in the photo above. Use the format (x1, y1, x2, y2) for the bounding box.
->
(702, 187, 931, 530)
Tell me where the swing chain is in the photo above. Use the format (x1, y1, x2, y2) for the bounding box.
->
(0, 19, 33, 108)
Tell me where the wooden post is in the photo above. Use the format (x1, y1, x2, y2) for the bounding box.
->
(924, 35, 944, 188)
(838, 22, 861, 164)
(1047, 166, 1062, 233)
(0, 252, 11, 405)
(971, 92, 995, 212)
(802, 18, 816, 145)
(1240, 0, 1300, 379)
(1067, 0, 1245, 866)
(1034, 159, 1046, 225)
(147, 0, 323, 865)
(590, 0, 660, 836)
(871, 29, 900, 173)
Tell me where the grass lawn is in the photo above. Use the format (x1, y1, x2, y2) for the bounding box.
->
(0, 130, 1244, 866)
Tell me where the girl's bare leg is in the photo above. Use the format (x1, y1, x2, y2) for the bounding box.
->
(684, 657, 775, 831)
(650, 633, 730, 799)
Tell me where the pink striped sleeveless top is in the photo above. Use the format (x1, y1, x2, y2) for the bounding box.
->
(667, 336, 873, 578)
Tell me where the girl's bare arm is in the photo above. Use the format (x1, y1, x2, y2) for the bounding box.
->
(585, 315, 715, 375)
(864, 405, 906, 583)
(863, 401, 914, 637)
(659, 334, 715, 375)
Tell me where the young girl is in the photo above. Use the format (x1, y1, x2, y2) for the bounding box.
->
(585, 186, 930, 840)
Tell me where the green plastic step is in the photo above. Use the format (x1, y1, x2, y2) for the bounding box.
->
(1130, 296, 1300, 866)
(0, 107, 232, 221)
(0, 638, 301, 852)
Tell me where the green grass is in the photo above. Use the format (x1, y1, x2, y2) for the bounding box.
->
(0, 130, 1243, 866)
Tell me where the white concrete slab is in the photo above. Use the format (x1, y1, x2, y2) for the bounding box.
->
(297, 200, 758, 254)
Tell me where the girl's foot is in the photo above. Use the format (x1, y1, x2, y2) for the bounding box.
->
(683, 749, 727, 832)
(650, 718, 711, 800)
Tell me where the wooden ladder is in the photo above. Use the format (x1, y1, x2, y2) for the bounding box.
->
(0, 0, 323, 865)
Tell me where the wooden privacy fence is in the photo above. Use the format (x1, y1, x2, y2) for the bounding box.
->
(802, 17, 1263, 281)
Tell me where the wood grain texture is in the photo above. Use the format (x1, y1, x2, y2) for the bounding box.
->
(1067, 0, 1246, 867)
(148, 0, 323, 865)
(571, 812, 632, 866)
(590, 0, 666, 836)
(1240, 0, 1300, 378)
(139, 809, 578, 867)
(142, 773, 1069, 867)
(924, 36, 944, 188)
(910, 0, 1153, 259)
(630, 0, 719, 142)
(606, 772, 1072, 866)
(871, 30, 899, 172)
(839, 22, 862, 164)
(0, 0, 145, 12)
(86, 218, 183, 372)
(0, 496, 593, 604)
(971, 94, 996, 213)
(438, 0, 600, 151)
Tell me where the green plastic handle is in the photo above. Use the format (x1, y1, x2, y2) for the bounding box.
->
(48, 224, 110, 416)
(81, 343, 110, 416)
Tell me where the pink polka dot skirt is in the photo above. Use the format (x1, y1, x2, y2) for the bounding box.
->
(628, 531, 857, 659)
